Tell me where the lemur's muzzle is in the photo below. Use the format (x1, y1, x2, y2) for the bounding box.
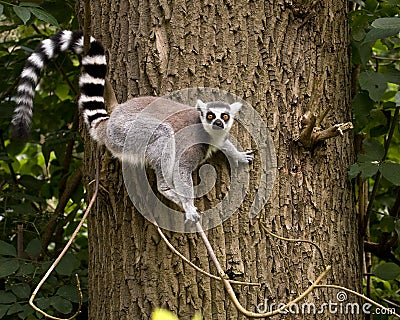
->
(212, 119, 224, 129)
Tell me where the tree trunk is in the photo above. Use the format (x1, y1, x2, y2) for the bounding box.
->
(79, 0, 361, 319)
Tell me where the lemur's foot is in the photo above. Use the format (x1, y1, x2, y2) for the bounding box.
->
(184, 210, 200, 224)
(238, 149, 255, 164)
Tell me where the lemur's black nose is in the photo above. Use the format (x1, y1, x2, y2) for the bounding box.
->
(213, 119, 224, 129)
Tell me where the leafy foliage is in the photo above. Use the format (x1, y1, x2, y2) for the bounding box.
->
(350, 0, 400, 317)
(0, 1, 88, 319)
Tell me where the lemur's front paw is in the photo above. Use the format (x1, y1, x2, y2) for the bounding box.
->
(184, 210, 200, 224)
(238, 149, 255, 164)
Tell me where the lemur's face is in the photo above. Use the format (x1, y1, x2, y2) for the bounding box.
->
(196, 100, 242, 135)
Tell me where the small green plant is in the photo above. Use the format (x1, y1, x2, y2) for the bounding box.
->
(151, 308, 202, 320)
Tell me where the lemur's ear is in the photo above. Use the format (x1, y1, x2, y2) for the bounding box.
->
(196, 99, 207, 112)
(229, 102, 242, 115)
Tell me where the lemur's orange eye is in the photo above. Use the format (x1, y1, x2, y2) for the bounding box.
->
(222, 114, 230, 121)
(206, 113, 214, 120)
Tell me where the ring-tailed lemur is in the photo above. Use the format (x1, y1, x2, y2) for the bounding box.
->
(12, 30, 254, 223)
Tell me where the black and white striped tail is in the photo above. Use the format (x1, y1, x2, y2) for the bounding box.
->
(12, 30, 109, 139)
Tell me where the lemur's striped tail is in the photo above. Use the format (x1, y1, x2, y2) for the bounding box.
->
(12, 30, 109, 139)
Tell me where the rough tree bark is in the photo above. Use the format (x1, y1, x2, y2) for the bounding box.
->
(78, 0, 361, 319)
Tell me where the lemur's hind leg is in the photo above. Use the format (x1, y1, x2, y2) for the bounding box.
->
(173, 165, 200, 223)
(155, 171, 182, 207)
(153, 157, 200, 223)
(147, 123, 183, 207)
(146, 123, 200, 223)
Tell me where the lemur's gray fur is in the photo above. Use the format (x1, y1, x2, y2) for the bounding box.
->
(12, 30, 253, 223)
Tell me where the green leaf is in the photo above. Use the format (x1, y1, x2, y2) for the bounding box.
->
(25, 238, 42, 258)
(29, 7, 59, 27)
(359, 71, 388, 102)
(380, 162, 400, 186)
(55, 253, 79, 276)
(349, 163, 362, 180)
(372, 17, 400, 30)
(18, 262, 35, 276)
(0, 304, 10, 318)
(370, 125, 387, 137)
(380, 216, 395, 233)
(56, 285, 80, 303)
(383, 101, 396, 110)
(35, 297, 51, 310)
(51, 296, 72, 314)
(352, 91, 374, 130)
(359, 161, 379, 180)
(0, 260, 19, 278)
(374, 262, 400, 280)
(351, 40, 372, 65)
(359, 139, 385, 162)
(11, 283, 31, 299)
(6, 141, 26, 157)
(13, 6, 31, 24)
(151, 309, 179, 320)
(55, 83, 71, 101)
(17, 303, 34, 318)
(9, 203, 33, 215)
(6, 302, 22, 315)
(18, 175, 45, 190)
(0, 241, 17, 257)
(349, 140, 383, 180)
(395, 91, 400, 106)
(0, 4, 4, 16)
(350, 11, 369, 41)
(364, 27, 399, 43)
(19, 2, 41, 8)
(0, 152, 13, 164)
(0, 292, 17, 304)
(380, 68, 400, 85)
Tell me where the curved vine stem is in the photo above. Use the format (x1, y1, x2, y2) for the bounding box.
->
(156, 226, 261, 287)
(195, 221, 331, 318)
(260, 221, 327, 268)
(29, 148, 99, 319)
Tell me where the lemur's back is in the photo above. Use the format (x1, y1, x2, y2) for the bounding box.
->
(110, 96, 201, 132)
(98, 96, 208, 165)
